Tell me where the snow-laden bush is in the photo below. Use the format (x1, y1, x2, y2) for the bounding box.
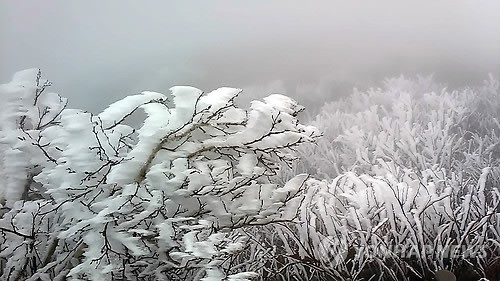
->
(259, 160, 499, 281)
(0, 69, 320, 281)
(268, 75, 500, 281)
(295, 161, 500, 281)
(299, 74, 500, 185)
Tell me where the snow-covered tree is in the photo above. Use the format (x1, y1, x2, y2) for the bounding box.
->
(0, 69, 320, 281)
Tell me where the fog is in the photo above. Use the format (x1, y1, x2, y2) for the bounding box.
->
(1, 1, 499, 112)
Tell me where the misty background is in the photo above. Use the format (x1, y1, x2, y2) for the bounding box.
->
(1, 1, 499, 113)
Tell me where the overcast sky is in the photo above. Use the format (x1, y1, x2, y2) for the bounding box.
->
(1, 1, 499, 112)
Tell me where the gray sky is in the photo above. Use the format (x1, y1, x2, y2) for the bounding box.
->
(1, 1, 499, 112)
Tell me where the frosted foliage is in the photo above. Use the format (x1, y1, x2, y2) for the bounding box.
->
(267, 161, 500, 281)
(297, 75, 500, 185)
(0, 69, 319, 281)
(4, 69, 499, 281)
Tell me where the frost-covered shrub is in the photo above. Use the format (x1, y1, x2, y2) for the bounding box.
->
(0, 69, 320, 281)
(273, 161, 500, 281)
(299, 74, 500, 185)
